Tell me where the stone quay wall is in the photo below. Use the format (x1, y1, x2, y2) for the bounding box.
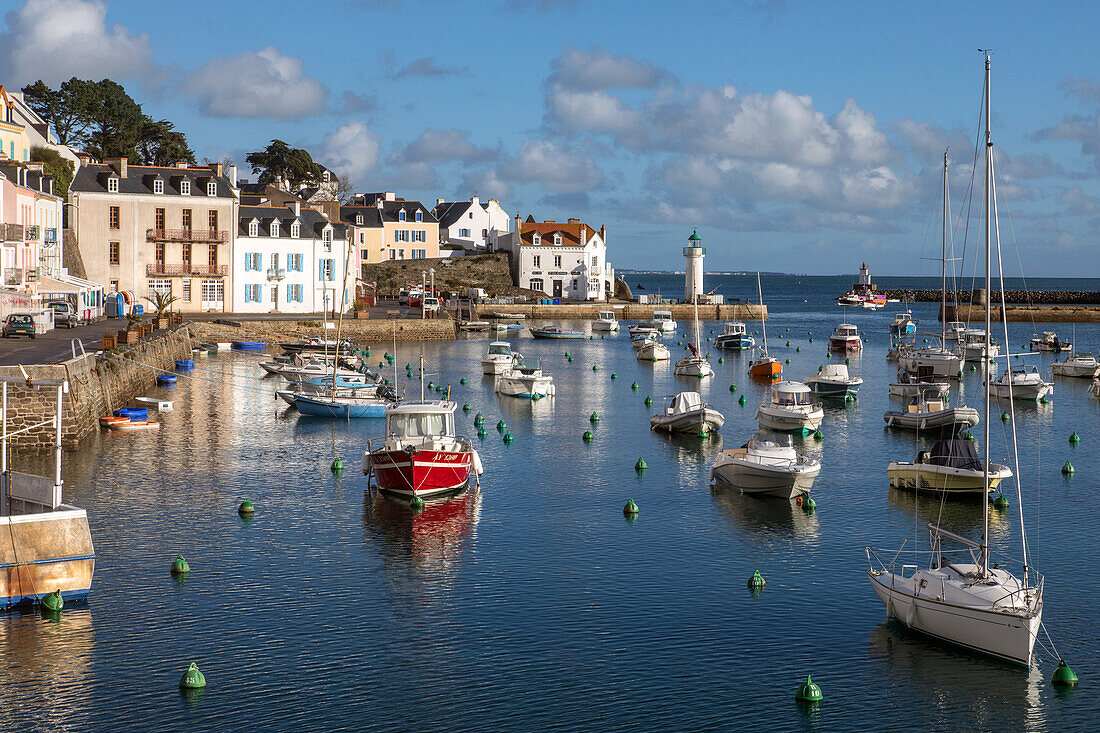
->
(879, 288, 1100, 305)
(475, 303, 767, 321)
(942, 303, 1100, 323)
(0, 326, 194, 449)
(188, 318, 456, 346)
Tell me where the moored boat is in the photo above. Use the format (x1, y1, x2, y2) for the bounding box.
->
(495, 357, 555, 399)
(827, 323, 862, 352)
(756, 381, 824, 435)
(651, 311, 677, 332)
(714, 321, 754, 350)
(886, 438, 1011, 495)
(637, 340, 670, 362)
(883, 390, 978, 432)
(592, 310, 620, 332)
(991, 366, 1052, 402)
(890, 311, 917, 337)
(481, 341, 516, 375)
(888, 368, 949, 399)
(1052, 352, 1100, 379)
(530, 325, 584, 339)
(650, 391, 724, 434)
(1029, 331, 1070, 353)
(804, 364, 862, 398)
(711, 431, 820, 498)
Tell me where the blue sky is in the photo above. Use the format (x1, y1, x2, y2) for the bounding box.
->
(4, 0, 1100, 277)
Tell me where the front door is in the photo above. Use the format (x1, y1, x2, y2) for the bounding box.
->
(201, 279, 224, 311)
(552, 280, 563, 298)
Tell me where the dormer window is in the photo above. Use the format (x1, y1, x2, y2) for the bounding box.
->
(180, 180, 191, 195)
(248, 220, 259, 237)
(415, 210, 422, 222)
(291, 221, 300, 238)
(207, 181, 217, 196)
(398, 209, 406, 222)
(356, 214, 363, 225)
(270, 220, 280, 237)
(323, 228, 333, 251)
(553, 233, 562, 245)
(153, 179, 164, 194)
(107, 177, 119, 193)
(532, 232, 541, 245)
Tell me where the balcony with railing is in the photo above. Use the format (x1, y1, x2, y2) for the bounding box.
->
(146, 263, 229, 277)
(0, 223, 24, 243)
(4, 268, 23, 286)
(146, 228, 229, 243)
(25, 225, 40, 240)
(267, 267, 287, 281)
(44, 228, 58, 244)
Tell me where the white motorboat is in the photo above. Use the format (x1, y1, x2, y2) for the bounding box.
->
(868, 62, 1044, 667)
(804, 364, 862, 398)
(631, 332, 653, 350)
(637, 340, 670, 362)
(673, 295, 713, 377)
(279, 359, 367, 384)
(628, 323, 659, 338)
(883, 389, 978, 431)
(827, 323, 862, 352)
(711, 431, 820, 498)
(957, 328, 1000, 361)
(886, 438, 1012, 495)
(495, 357, 555, 399)
(755, 381, 824, 435)
(991, 366, 1052, 402)
(888, 368, 949, 399)
(944, 321, 967, 343)
(1052, 353, 1100, 379)
(889, 311, 917, 337)
(651, 310, 677, 332)
(898, 340, 963, 380)
(1029, 331, 1071, 353)
(1089, 378, 1100, 398)
(592, 310, 620, 332)
(650, 391, 724, 434)
(714, 322, 755, 350)
(481, 341, 516, 375)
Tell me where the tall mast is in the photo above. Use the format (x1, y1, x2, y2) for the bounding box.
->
(981, 51, 992, 577)
(941, 149, 948, 347)
(757, 272, 768, 356)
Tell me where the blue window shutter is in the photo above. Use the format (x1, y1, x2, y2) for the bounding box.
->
(318, 260, 323, 281)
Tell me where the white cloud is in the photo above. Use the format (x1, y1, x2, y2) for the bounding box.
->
(316, 120, 381, 184)
(399, 129, 495, 164)
(0, 0, 153, 85)
(547, 88, 642, 138)
(550, 46, 664, 91)
(183, 47, 327, 119)
(497, 139, 605, 193)
(460, 168, 512, 201)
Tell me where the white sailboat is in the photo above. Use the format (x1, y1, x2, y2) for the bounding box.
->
(866, 54, 1044, 667)
(673, 294, 713, 378)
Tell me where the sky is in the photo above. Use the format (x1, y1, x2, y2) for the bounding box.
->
(3, 0, 1100, 277)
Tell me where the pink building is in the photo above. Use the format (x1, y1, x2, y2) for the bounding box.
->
(0, 162, 62, 295)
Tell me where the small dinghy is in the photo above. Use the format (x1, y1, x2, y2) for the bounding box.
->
(99, 415, 130, 427)
(108, 420, 160, 431)
(650, 392, 724, 434)
(134, 397, 174, 411)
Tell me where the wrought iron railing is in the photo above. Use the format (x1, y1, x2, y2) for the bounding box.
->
(145, 263, 228, 276)
(146, 228, 229, 243)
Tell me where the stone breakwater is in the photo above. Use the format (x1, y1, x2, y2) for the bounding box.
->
(943, 303, 1100, 323)
(475, 303, 767, 321)
(878, 289, 1100, 305)
(188, 318, 456, 345)
(0, 326, 193, 449)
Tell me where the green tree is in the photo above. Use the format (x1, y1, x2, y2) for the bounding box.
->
(21, 78, 98, 148)
(29, 146, 75, 198)
(85, 79, 145, 161)
(246, 139, 321, 190)
(136, 118, 195, 167)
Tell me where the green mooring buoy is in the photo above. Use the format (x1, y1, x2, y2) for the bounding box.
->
(410, 495, 425, 512)
(1063, 461, 1075, 475)
(796, 675, 823, 702)
(238, 498, 255, 515)
(40, 589, 63, 613)
(623, 499, 639, 516)
(814, 430, 824, 441)
(644, 396, 653, 405)
(180, 662, 206, 690)
(631, 381, 639, 390)
(802, 496, 817, 512)
(1052, 659, 1079, 687)
(729, 384, 737, 393)
(747, 570, 765, 589)
(497, 419, 506, 432)
(583, 430, 594, 442)
(503, 432, 514, 443)
(1070, 432, 1080, 444)
(170, 555, 190, 575)
(992, 494, 1010, 509)
(590, 412, 600, 422)
(331, 458, 343, 473)
(738, 394, 747, 405)
(635, 458, 647, 471)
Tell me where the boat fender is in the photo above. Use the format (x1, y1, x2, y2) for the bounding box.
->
(795, 496, 803, 507)
(905, 601, 917, 627)
(472, 450, 484, 476)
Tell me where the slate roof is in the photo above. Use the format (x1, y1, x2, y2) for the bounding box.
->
(338, 206, 384, 228)
(70, 163, 236, 198)
(350, 193, 438, 224)
(0, 162, 57, 196)
(238, 205, 348, 240)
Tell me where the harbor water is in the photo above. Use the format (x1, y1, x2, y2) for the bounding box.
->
(3, 276, 1099, 731)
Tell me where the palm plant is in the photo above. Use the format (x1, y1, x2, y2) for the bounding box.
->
(145, 290, 180, 316)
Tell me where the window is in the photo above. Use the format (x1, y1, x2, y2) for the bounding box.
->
(207, 181, 217, 197)
(318, 259, 335, 281)
(182, 243, 192, 265)
(182, 209, 192, 232)
(290, 222, 300, 238)
(554, 255, 562, 268)
(592, 256, 598, 268)
(532, 255, 541, 268)
(182, 279, 191, 303)
(415, 210, 422, 222)
(482, 228, 488, 240)
(248, 220, 259, 237)
(288, 253, 302, 271)
(153, 179, 164, 194)
(398, 209, 406, 222)
(553, 233, 562, 245)
(155, 208, 165, 231)
(155, 241, 165, 265)
(109, 206, 120, 229)
(459, 228, 470, 238)
(180, 180, 191, 195)
(148, 279, 172, 298)
(107, 177, 119, 193)
(532, 232, 541, 245)
(208, 210, 218, 232)
(361, 249, 369, 260)
(572, 279, 578, 290)
(270, 253, 279, 269)
(201, 280, 223, 305)
(109, 279, 119, 292)
(246, 253, 261, 271)
(529, 278, 544, 291)
(270, 220, 280, 238)
(245, 284, 260, 303)
(208, 245, 218, 268)
(109, 241, 120, 265)
(323, 229, 332, 251)
(288, 284, 303, 303)
(358, 232, 364, 244)
(355, 214, 363, 225)
(398, 248, 405, 259)
(271, 285, 278, 303)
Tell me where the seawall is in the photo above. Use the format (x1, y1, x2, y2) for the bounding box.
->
(881, 289, 1100, 305)
(942, 303, 1100, 323)
(476, 303, 767, 321)
(0, 326, 194, 449)
(189, 318, 456, 346)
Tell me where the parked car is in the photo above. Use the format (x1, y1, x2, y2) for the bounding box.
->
(422, 297, 440, 313)
(398, 289, 411, 305)
(49, 301, 79, 328)
(2, 313, 36, 339)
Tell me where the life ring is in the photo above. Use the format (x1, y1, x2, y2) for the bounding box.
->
(795, 495, 803, 507)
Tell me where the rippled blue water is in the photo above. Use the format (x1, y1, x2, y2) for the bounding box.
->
(2, 278, 1098, 731)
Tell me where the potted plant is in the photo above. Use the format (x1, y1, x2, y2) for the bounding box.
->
(119, 313, 142, 344)
(145, 292, 180, 330)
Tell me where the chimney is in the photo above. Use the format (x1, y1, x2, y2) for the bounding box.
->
(228, 165, 238, 186)
(470, 195, 479, 207)
(580, 225, 587, 246)
(292, 201, 301, 216)
(567, 218, 580, 224)
(436, 198, 445, 206)
(600, 225, 606, 240)
(212, 162, 223, 177)
(108, 157, 127, 178)
(375, 197, 383, 209)
(76, 152, 93, 165)
(176, 161, 188, 169)
(385, 191, 395, 201)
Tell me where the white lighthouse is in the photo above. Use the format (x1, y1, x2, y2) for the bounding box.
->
(684, 229, 705, 300)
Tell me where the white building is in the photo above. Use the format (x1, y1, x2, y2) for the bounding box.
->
(432, 195, 511, 252)
(498, 215, 613, 301)
(233, 202, 351, 314)
(4, 88, 81, 168)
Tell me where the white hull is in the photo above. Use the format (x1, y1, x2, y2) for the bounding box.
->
(1052, 362, 1100, 379)
(899, 351, 962, 378)
(593, 321, 619, 332)
(673, 359, 713, 377)
(711, 456, 819, 498)
(756, 406, 823, 434)
(883, 407, 979, 431)
(481, 357, 512, 375)
(888, 382, 949, 399)
(650, 408, 724, 434)
(638, 343, 670, 361)
(991, 382, 1052, 402)
(886, 461, 1011, 493)
(495, 375, 555, 398)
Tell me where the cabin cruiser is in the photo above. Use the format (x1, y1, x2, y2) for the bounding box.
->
(593, 310, 620, 332)
(957, 328, 1001, 361)
(883, 390, 978, 432)
(714, 322, 755, 350)
(711, 431, 821, 498)
(651, 310, 677, 332)
(637, 339, 670, 362)
(888, 368, 949, 399)
(887, 439, 1012, 495)
(991, 366, 1052, 402)
(944, 321, 967, 343)
(827, 323, 862, 352)
(889, 311, 917, 337)
(898, 338, 963, 379)
(650, 391, 724, 434)
(495, 357, 555, 399)
(1029, 331, 1070, 353)
(755, 381, 824, 435)
(1052, 353, 1100, 379)
(481, 341, 516, 375)
(804, 364, 862, 398)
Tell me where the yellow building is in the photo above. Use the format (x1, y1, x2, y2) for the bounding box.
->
(0, 86, 31, 163)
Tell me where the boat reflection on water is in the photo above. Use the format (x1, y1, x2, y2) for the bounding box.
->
(866, 623, 1046, 730)
(362, 487, 482, 581)
(885, 486, 1012, 534)
(0, 609, 95, 727)
(662, 431, 725, 469)
(709, 484, 820, 539)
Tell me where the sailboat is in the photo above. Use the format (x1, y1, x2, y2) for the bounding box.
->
(866, 54, 1044, 667)
(674, 294, 713, 378)
(748, 272, 782, 379)
(898, 151, 964, 380)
